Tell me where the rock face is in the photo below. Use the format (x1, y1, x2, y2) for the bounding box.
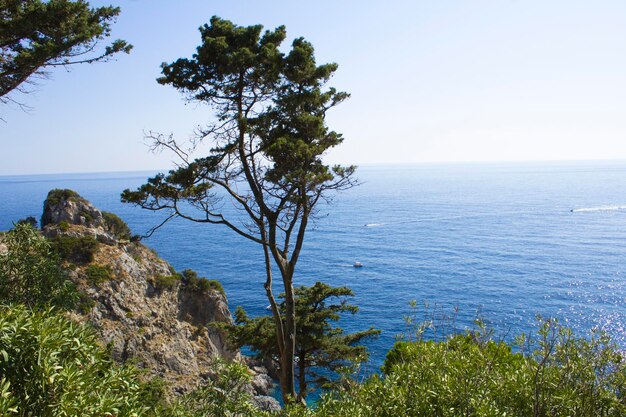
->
(41, 189, 105, 229)
(40, 190, 277, 407)
(41, 189, 122, 246)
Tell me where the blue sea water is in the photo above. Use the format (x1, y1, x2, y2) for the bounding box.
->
(1, 161, 626, 373)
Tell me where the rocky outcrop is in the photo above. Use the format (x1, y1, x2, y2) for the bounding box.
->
(41, 189, 122, 245)
(40, 189, 278, 408)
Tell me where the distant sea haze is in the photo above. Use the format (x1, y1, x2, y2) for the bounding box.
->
(2, 161, 626, 370)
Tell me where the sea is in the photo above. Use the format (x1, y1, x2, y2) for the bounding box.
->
(1, 161, 626, 374)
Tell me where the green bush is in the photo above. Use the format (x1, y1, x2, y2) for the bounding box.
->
(49, 234, 99, 264)
(15, 216, 37, 228)
(58, 220, 70, 231)
(45, 189, 81, 206)
(85, 264, 113, 285)
(102, 211, 132, 240)
(0, 224, 78, 310)
(153, 274, 181, 291)
(0, 305, 154, 416)
(167, 359, 267, 417)
(304, 320, 626, 417)
(206, 279, 225, 295)
(181, 269, 225, 295)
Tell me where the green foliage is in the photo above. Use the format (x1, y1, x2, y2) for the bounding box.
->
(0, 305, 152, 416)
(0, 0, 132, 104)
(181, 268, 225, 295)
(102, 210, 132, 240)
(48, 234, 98, 264)
(0, 306, 274, 417)
(153, 274, 180, 291)
(228, 282, 379, 401)
(159, 268, 225, 295)
(167, 359, 268, 417)
(43, 188, 81, 206)
(0, 223, 77, 310)
(58, 220, 70, 231)
(303, 319, 626, 417)
(15, 216, 37, 228)
(85, 264, 113, 285)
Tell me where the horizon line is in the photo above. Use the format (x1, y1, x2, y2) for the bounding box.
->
(2, 158, 626, 178)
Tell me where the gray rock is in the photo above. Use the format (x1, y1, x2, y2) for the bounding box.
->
(41, 190, 105, 229)
(252, 395, 281, 413)
(252, 373, 274, 396)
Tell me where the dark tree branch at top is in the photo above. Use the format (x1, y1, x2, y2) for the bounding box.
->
(0, 0, 132, 107)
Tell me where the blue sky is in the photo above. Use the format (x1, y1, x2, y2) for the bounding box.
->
(2, 0, 626, 175)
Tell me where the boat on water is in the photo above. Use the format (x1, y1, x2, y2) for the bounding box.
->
(353, 261, 363, 268)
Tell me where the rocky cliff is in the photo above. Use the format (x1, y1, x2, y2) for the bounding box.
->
(39, 189, 276, 408)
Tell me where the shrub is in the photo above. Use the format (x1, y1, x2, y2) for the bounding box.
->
(45, 189, 81, 206)
(16, 216, 37, 228)
(0, 224, 78, 310)
(0, 305, 154, 416)
(181, 269, 225, 295)
(58, 220, 70, 231)
(167, 359, 263, 417)
(153, 274, 181, 291)
(49, 235, 98, 264)
(206, 279, 225, 295)
(306, 320, 626, 417)
(102, 211, 131, 240)
(85, 264, 113, 285)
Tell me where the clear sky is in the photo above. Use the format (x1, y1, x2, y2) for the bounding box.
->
(2, 0, 626, 175)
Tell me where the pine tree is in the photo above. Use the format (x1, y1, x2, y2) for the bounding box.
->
(227, 282, 380, 402)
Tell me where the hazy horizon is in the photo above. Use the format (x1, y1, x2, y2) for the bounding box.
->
(2, 158, 626, 178)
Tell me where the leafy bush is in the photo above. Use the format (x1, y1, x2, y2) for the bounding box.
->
(167, 359, 267, 417)
(206, 279, 225, 295)
(303, 320, 626, 417)
(181, 269, 225, 295)
(0, 224, 78, 310)
(58, 220, 70, 231)
(44, 188, 81, 206)
(153, 274, 180, 291)
(48, 234, 99, 264)
(85, 264, 113, 285)
(15, 216, 37, 228)
(102, 211, 132, 240)
(156, 269, 225, 295)
(0, 305, 154, 416)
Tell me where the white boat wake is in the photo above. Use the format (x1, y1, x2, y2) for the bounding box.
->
(571, 205, 626, 213)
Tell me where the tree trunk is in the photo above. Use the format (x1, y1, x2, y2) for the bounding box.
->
(280, 269, 298, 403)
(296, 350, 307, 403)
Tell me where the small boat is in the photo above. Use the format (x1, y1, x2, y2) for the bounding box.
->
(353, 262, 363, 268)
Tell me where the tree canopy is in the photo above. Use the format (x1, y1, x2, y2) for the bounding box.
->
(0, 0, 131, 105)
(122, 16, 354, 403)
